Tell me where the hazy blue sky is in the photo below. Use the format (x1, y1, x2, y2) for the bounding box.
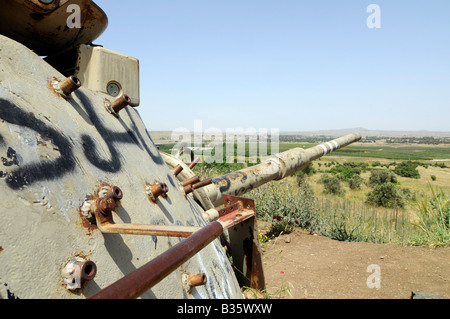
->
(94, 1, 450, 132)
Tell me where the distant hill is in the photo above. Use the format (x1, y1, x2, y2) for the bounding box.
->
(280, 128, 450, 138)
(149, 129, 450, 143)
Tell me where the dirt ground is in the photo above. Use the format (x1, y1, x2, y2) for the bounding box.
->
(257, 221, 450, 299)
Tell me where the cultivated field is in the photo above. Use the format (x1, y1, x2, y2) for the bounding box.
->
(155, 132, 450, 246)
(154, 132, 450, 298)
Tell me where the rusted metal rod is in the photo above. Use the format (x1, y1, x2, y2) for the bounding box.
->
(173, 164, 183, 176)
(184, 184, 194, 195)
(96, 221, 201, 237)
(92, 186, 200, 236)
(184, 178, 213, 195)
(89, 208, 254, 299)
(181, 175, 200, 187)
(192, 178, 212, 190)
(189, 157, 201, 170)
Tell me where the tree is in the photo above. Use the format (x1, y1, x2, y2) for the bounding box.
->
(394, 161, 420, 179)
(366, 182, 406, 208)
(319, 174, 345, 196)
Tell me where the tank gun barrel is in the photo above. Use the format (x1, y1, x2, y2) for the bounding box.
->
(204, 132, 361, 207)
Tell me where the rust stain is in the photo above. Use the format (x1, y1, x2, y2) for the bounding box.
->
(78, 182, 114, 235)
(78, 209, 97, 236)
(46, 79, 60, 97)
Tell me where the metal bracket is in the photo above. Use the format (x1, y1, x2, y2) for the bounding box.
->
(218, 195, 265, 291)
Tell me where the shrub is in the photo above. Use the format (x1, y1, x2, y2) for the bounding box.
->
(368, 170, 397, 187)
(372, 161, 382, 167)
(365, 182, 407, 208)
(319, 174, 345, 196)
(348, 174, 365, 190)
(431, 175, 437, 181)
(394, 161, 420, 179)
(329, 165, 357, 181)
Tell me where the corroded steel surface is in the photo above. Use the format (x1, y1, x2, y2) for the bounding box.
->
(0, 34, 242, 299)
(0, 0, 108, 56)
(0, 1, 361, 298)
(89, 205, 254, 299)
(89, 221, 224, 299)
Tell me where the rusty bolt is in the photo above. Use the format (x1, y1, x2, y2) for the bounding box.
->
(97, 186, 123, 216)
(187, 273, 207, 287)
(106, 186, 123, 201)
(111, 94, 132, 114)
(146, 183, 168, 202)
(77, 260, 97, 283)
(182, 273, 207, 293)
(56, 75, 81, 97)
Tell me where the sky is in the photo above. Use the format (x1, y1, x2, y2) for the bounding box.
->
(93, 0, 450, 133)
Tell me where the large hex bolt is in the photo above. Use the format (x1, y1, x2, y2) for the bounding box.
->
(146, 183, 169, 203)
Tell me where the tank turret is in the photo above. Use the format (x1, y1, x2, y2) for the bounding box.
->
(0, 1, 360, 299)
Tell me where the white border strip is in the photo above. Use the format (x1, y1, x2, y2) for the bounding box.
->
(326, 142, 334, 152)
(319, 144, 328, 155)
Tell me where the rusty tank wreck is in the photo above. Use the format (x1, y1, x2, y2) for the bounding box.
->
(0, 0, 361, 299)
